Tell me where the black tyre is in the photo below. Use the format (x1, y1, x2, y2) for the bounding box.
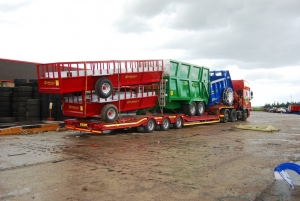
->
(18, 91, 33, 97)
(145, 119, 155, 133)
(196, 101, 205, 116)
(0, 117, 15, 123)
(101, 104, 118, 122)
(0, 92, 11, 97)
(220, 109, 229, 123)
(26, 105, 41, 111)
(228, 109, 237, 122)
(182, 102, 196, 116)
(0, 111, 11, 117)
(0, 87, 12, 92)
(14, 79, 27, 87)
(95, 78, 113, 98)
(0, 102, 11, 107)
(18, 102, 27, 107)
(18, 117, 26, 122)
(222, 87, 234, 106)
(12, 87, 19, 92)
(18, 86, 33, 92)
(174, 116, 183, 129)
(18, 97, 32, 102)
(26, 117, 40, 122)
(0, 107, 11, 113)
(27, 99, 40, 105)
(160, 118, 170, 131)
(26, 111, 40, 117)
(242, 110, 248, 121)
(0, 96, 11, 102)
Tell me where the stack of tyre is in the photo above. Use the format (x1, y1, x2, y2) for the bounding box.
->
(40, 93, 64, 121)
(10, 79, 41, 122)
(16, 86, 34, 122)
(0, 87, 15, 123)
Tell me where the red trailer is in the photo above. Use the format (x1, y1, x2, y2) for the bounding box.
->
(288, 104, 300, 113)
(62, 84, 159, 122)
(37, 60, 164, 98)
(64, 112, 222, 134)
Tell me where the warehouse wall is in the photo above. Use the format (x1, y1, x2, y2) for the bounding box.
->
(0, 59, 39, 80)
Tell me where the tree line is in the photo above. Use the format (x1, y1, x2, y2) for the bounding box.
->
(264, 101, 300, 108)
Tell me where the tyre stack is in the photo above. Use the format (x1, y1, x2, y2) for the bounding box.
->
(14, 79, 27, 87)
(26, 99, 41, 122)
(0, 87, 15, 123)
(17, 86, 34, 122)
(11, 87, 19, 121)
(40, 94, 63, 121)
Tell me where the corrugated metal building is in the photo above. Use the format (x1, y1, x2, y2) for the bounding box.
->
(0, 58, 39, 80)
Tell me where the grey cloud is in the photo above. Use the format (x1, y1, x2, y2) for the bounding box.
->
(115, 0, 300, 68)
(0, 0, 33, 13)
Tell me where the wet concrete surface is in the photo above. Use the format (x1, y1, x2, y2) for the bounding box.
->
(0, 111, 300, 201)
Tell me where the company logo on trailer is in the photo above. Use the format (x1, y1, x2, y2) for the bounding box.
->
(127, 100, 139, 104)
(44, 80, 59, 86)
(69, 105, 79, 110)
(125, 75, 137, 79)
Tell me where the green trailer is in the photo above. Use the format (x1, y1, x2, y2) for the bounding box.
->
(159, 59, 210, 116)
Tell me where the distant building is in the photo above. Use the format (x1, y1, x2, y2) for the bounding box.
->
(0, 58, 40, 86)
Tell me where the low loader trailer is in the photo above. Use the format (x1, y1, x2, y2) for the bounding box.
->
(64, 108, 228, 134)
(36, 59, 253, 134)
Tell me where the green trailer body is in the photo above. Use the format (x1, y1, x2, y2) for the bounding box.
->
(162, 59, 210, 110)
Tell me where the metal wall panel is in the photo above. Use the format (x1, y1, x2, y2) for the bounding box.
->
(0, 59, 39, 80)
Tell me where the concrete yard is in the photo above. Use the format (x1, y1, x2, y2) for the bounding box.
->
(0, 111, 300, 201)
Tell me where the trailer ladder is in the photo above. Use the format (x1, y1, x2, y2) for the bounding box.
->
(159, 79, 167, 111)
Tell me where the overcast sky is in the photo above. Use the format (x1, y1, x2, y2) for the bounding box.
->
(1, 0, 300, 106)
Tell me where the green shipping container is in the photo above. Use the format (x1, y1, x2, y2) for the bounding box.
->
(162, 59, 210, 110)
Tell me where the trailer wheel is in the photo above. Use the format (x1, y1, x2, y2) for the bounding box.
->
(182, 102, 196, 116)
(242, 110, 248, 121)
(160, 118, 170, 131)
(222, 87, 234, 106)
(101, 104, 118, 122)
(95, 78, 113, 98)
(174, 116, 183, 129)
(220, 109, 229, 123)
(196, 102, 205, 116)
(229, 109, 237, 122)
(145, 119, 155, 133)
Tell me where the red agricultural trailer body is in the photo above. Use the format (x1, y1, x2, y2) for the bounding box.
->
(62, 84, 159, 121)
(37, 60, 164, 96)
(288, 104, 300, 113)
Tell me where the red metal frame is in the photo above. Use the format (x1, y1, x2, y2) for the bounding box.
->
(64, 113, 220, 134)
(232, 80, 252, 117)
(37, 60, 164, 94)
(62, 84, 159, 118)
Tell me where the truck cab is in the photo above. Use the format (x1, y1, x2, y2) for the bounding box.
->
(232, 80, 253, 119)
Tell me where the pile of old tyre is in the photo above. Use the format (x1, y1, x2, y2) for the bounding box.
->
(0, 79, 65, 123)
(0, 87, 15, 123)
(12, 85, 39, 122)
(40, 93, 64, 121)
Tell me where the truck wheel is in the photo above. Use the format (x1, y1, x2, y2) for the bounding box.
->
(145, 119, 155, 133)
(101, 104, 118, 122)
(220, 109, 229, 123)
(229, 109, 237, 122)
(182, 102, 196, 116)
(196, 102, 205, 116)
(222, 87, 234, 106)
(242, 110, 248, 121)
(95, 78, 113, 98)
(174, 116, 183, 129)
(160, 118, 170, 131)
